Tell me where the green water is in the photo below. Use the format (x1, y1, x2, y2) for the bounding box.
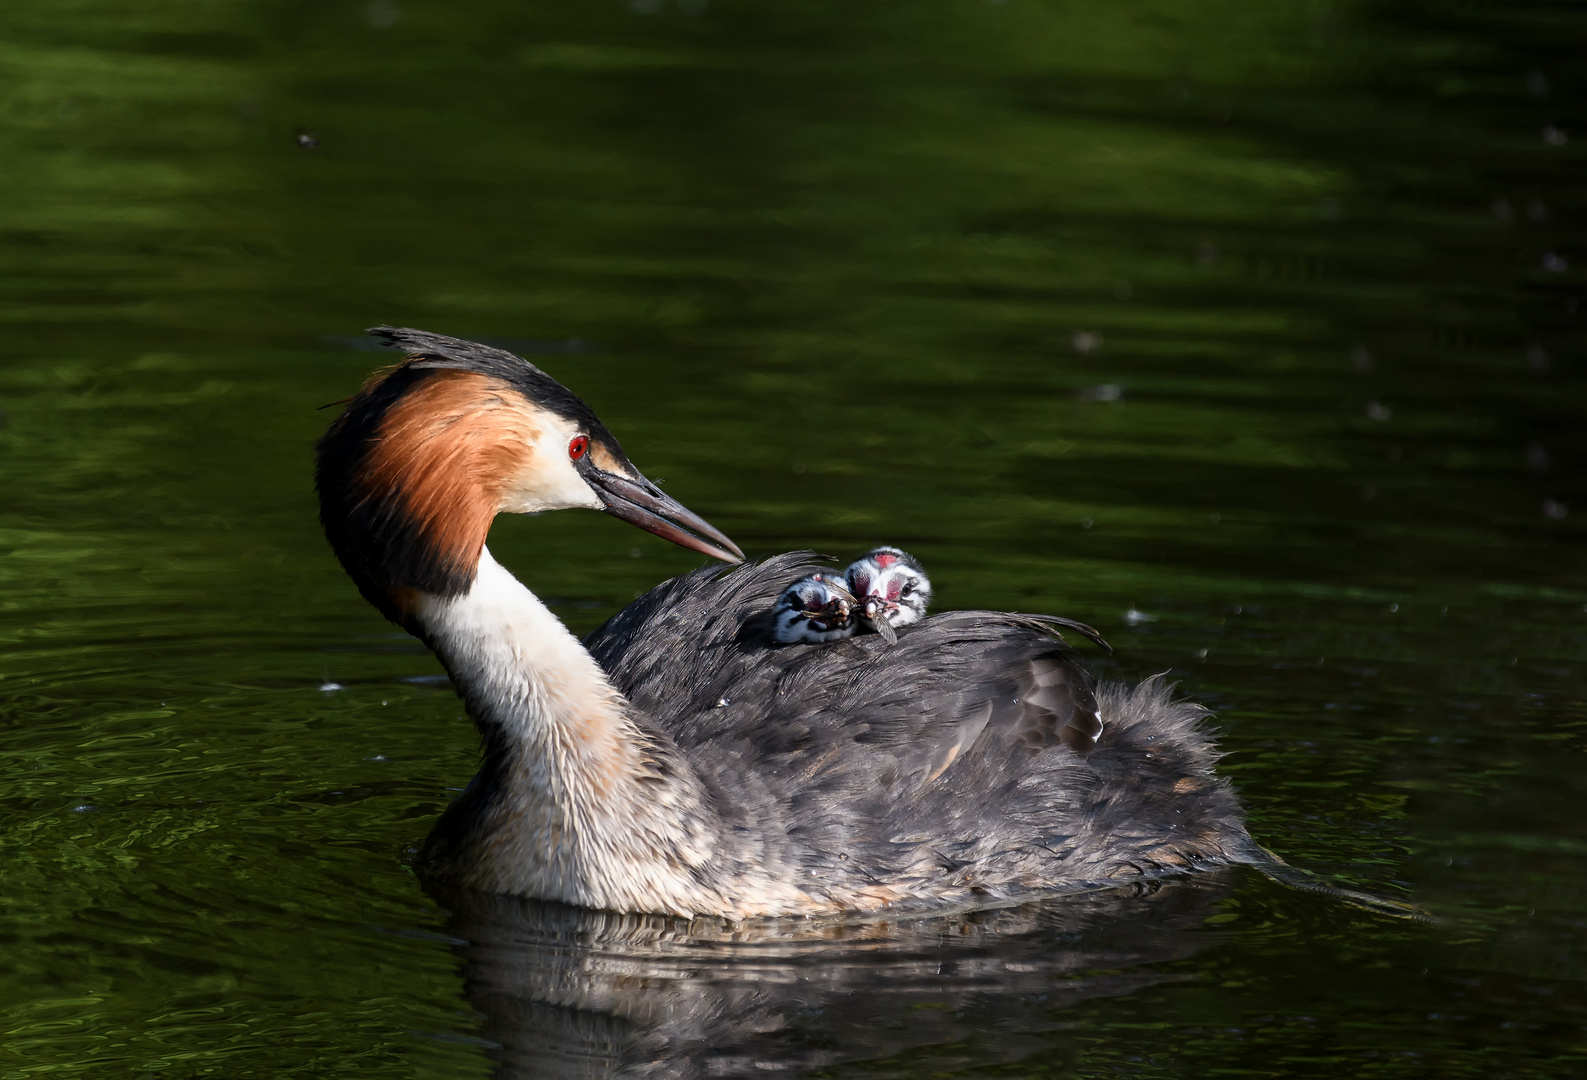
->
(2, 0, 1584, 1075)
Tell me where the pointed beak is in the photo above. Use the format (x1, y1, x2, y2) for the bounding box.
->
(859, 597, 899, 643)
(583, 467, 744, 564)
(818, 580, 857, 621)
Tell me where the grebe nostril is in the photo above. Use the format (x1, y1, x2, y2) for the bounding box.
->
(315, 327, 1263, 919)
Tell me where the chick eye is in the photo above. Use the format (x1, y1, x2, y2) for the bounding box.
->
(900, 582, 915, 597)
(568, 435, 589, 460)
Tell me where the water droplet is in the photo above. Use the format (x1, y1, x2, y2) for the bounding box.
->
(319, 682, 344, 692)
(1071, 330, 1103, 354)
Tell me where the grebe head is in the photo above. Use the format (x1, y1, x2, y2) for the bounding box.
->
(845, 546, 931, 643)
(771, 572, 859, 644)
(315, 327, 742, 624)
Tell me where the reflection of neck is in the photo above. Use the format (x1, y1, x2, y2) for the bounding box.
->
(410, 547, 738, 914)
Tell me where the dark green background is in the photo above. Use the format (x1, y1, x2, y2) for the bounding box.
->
(1, 0, 1584, 1075)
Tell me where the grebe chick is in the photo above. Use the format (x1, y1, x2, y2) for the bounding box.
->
(842, 546, 1108, 653)
(771, 572, 859, 643)
(316, 327, 1262, 918)
(844, 545, 930, 644)
(771, 548, 932, 646)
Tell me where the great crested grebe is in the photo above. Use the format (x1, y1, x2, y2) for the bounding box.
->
(776, 547, 1110, 654)
(771, 571, 861, 644)
(316, 327, 1262, 918)
(845, 546, 932, 639)
(771, 547, 932, 645)
(846, 546, 929, 644)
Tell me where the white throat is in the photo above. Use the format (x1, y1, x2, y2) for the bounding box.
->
(409, 546, 743, 914)
(414, 546, 623, 746)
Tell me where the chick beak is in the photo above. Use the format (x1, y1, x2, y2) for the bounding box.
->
(860, 597, 899, 644)
(582, 466, 744, 564)
(824, 581, 858, 622)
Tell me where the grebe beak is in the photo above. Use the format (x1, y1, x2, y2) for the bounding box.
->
(584, 468, 745, 564)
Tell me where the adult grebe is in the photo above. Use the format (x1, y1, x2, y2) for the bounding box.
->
(316, 327, 1261, 917)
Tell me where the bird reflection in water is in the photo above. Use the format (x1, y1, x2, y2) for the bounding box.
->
(430, 871, 1238, 1078)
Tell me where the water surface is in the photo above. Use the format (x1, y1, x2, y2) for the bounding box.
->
(1, 0, 1584, 1076)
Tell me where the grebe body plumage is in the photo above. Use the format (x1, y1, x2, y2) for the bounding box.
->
(316, 328, 1260, 917)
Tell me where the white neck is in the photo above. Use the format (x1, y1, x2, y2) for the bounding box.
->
(410, 547, 733, 914)
(417, 547, 626, 756)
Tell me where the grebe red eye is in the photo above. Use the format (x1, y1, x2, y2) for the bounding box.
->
(568, 435, 589, 460)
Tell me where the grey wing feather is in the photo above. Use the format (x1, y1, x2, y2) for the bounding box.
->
(586, 554, 1106, 791)
(584, 556, 1254, 904)
(929, 609, 1111, 653)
